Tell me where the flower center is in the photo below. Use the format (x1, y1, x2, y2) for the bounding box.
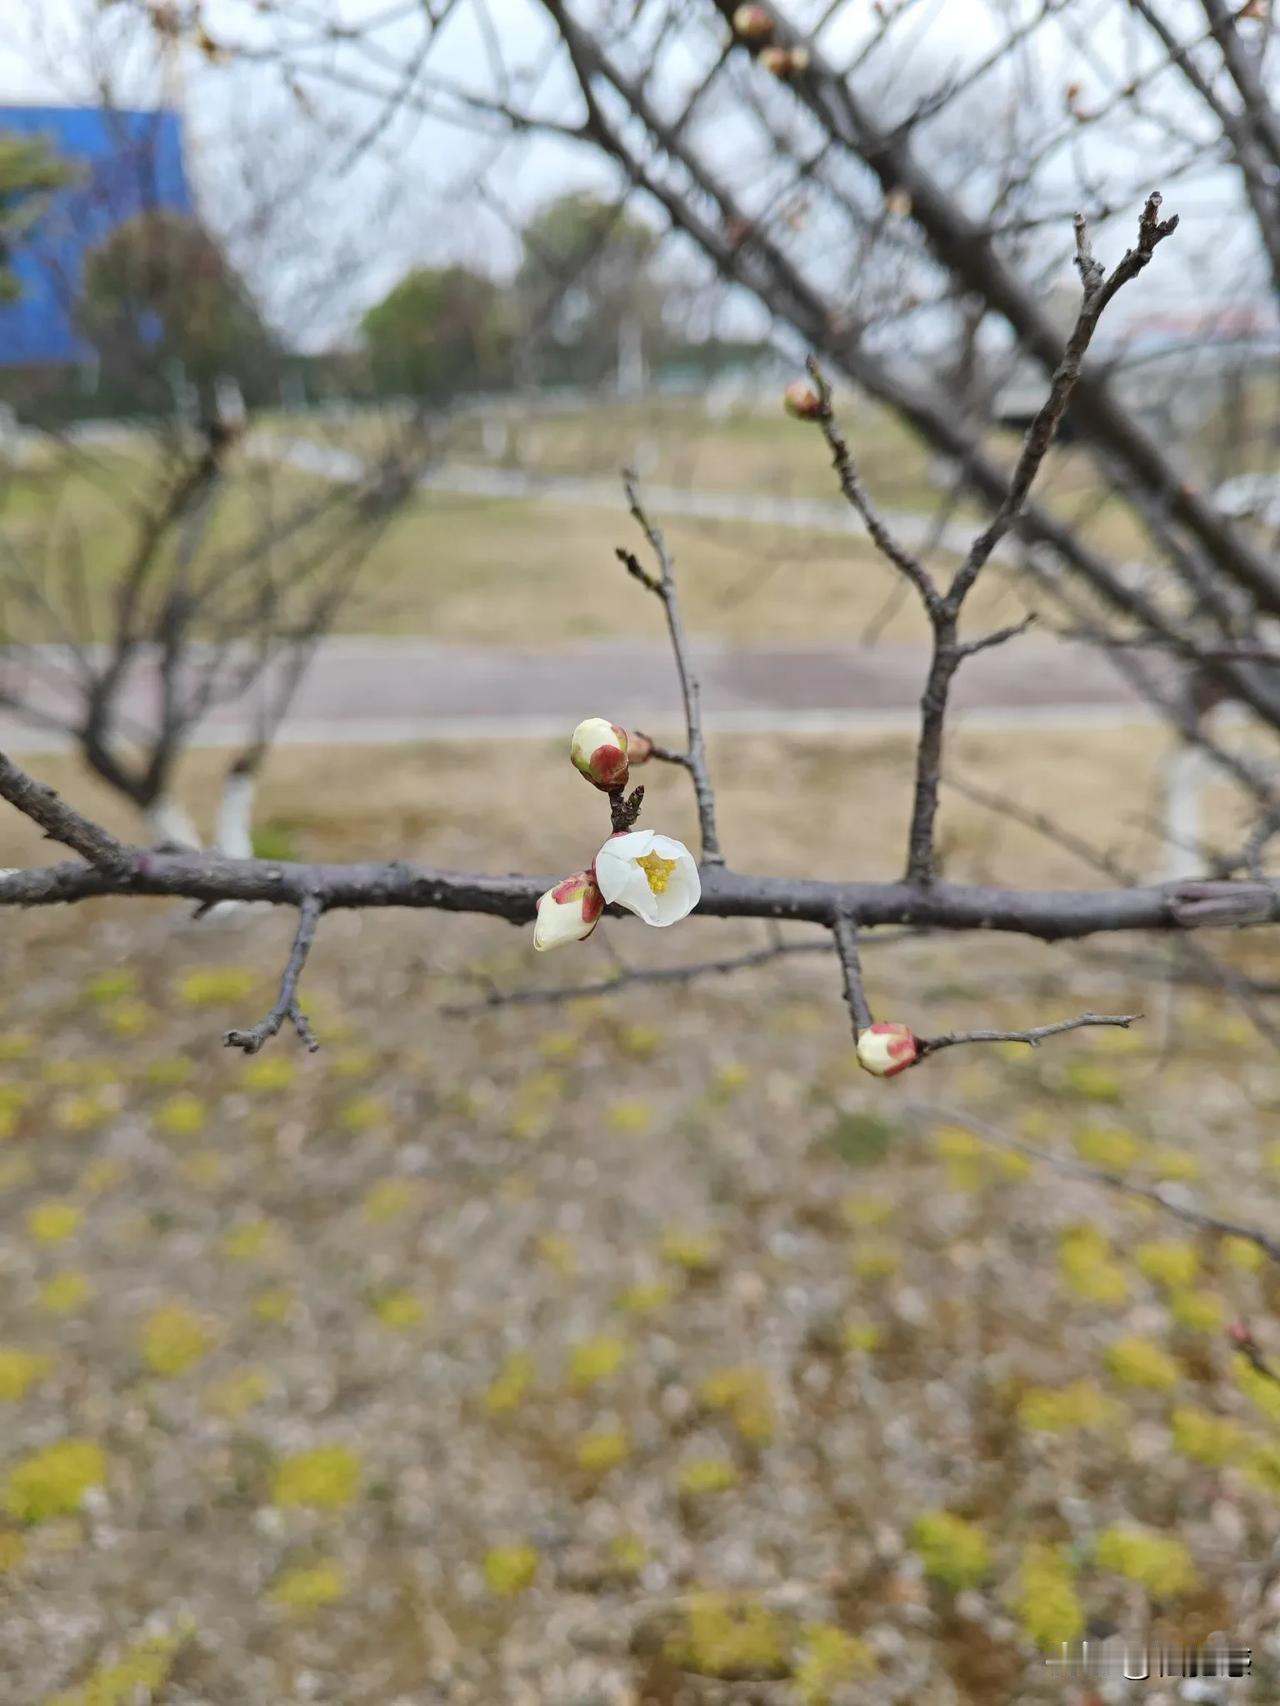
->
(635, 851, 678, 895)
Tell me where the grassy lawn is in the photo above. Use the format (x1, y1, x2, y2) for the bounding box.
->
(0, 733, 1277, 1701)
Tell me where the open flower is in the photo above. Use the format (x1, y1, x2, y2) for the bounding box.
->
(570, 718, 630, 791)
(856, 1022, 919, 1078)
(533, 872, 604, 951)
(594, 831, 700, 927)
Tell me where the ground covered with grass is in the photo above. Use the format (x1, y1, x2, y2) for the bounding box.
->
(1, 737, 1279, 1704)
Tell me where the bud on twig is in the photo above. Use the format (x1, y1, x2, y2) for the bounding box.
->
(570, 718, 630, 792)
(783, 381, 823, 420)
(856, 1022, 919, 1078)
(731, 3, 774, 45)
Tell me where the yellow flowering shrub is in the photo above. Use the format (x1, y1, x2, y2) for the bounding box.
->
(37, 1272, 92, 1315)
(659, 1227, 723, 1273)
(1018, 1379, 1123, 1433)
(1171, 1407, 1246, 1467)
(1168, 1290, 1226, 1333)
(485, 1351, 536, 1415)
(606, 1099, 653, 1135)
(1094, 1526, 1195, 1597)
(25, 1201, 82, 1246)
(1071, 1124, 1142, 1170)
(1135, 1240, 1199, 1290)
(0, 1349, 51, 1402)
(243, 1056, 296, 1093)
(204, 1368, 271, 1422)
(272, 1446, 361, 1510)
(370, 1290, 427, 1330)
(1058, 1225, 1129, 1304)
(567, 1335, 629, 1391)
(1223, 1236, 1265, 1272)
(1234, 1356, 1280, 1424)
(794, 1624, 875, 1703)
(178, 966, 258, 1006)
(339, 1095, 388, 1134)
(575, 1429, 629, 1473)
(484, 1542, 539, 1595)
(1014, 1544, 1084, 1647)
(4, 1439, 105, 1523)
(221, 1220, 279, 1263)
(1105, 1335, 1180, 1390)
(617, 1280, 673, 1316)
(153, 1093, 207, 1139)
(664, 1593, 788, 1679)
(698, 1365, 777, 1445)
(139, 1303, 216, 1376)
(912, 1511, 991, 1589)
(271, 1559, 346, 1611)
(44, 1627, 187, 1706)
(677, 1457, 740, 1495)
(842, 1321, 883, 1354)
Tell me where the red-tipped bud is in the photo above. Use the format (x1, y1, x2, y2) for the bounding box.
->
(783, 380, 823, 420)
(732, 3, 774, 44)
(570, 717, 630, 791)
(1227, 1319, 1257, 1351)
(856, 1023, 919, 1078)
(627, 730, 655, 765)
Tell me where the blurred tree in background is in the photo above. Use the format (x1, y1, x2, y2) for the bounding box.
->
(360, 263, 512, 403)
(76, 209, 279, 414)
(515, 190, 666, 388)
(0, 130, 72, 303)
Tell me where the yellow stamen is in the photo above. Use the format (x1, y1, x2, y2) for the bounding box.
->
(635, 851, 679, 895)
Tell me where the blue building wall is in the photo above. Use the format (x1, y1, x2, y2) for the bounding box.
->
(0, 106, 193, 367)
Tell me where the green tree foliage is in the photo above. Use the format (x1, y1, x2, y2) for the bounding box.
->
(0, 131, 74, 303)
(516, 190, 664, 386)
(76, 210, 278, 410)
(360, 265, 511, 402)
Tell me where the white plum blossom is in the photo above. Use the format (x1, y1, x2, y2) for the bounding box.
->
(593, 830, 700, 927)
(855, 1022, 919, 1078)
(533, 872, 604, 952)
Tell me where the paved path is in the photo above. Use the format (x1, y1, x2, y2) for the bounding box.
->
(0, 634, 1168, 754)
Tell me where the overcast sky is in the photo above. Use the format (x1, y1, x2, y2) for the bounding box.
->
(0, 0, 1260, 349)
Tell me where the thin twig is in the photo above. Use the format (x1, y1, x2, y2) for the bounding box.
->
(617, 473, 723, 864)
(224, 894, 323, 1055)
(907, 1103, 1280, 1262)
(915, 1010, 1141, 1057)
(831, 910, 873, 1032)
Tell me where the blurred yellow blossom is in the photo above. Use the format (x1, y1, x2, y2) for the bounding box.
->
(271, 1559, 346, 1612)
(677, 1457, 740, 1494)
(1135, 1240, 1199, 1290)
(484, 1542, 539, 1595)
(273, 1447, 361, 1510)
(1014, 1544, 1084, 1647)
(568, 1335, 629, 1391)
(913, 1511, 990, 1589)
(140, 1303, 216, 1376)
(1105, 1335, 1179, 1390)
(4, 1439, 105, 1523)
(25, 1201, 81, 1246)
(1094, 1526, 1195, 1597)
(0, 1349, 51, 1402)
(38, 1271, 92, 1315)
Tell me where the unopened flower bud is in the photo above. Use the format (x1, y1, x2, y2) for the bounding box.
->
(533, 872, 604, 951)
(627, 730, 655, 765)
(570, 717, 630, 791)
(732, 3, 774, 44)
(759, 44, 793, 75)
(856, 1022, 919, 1078)
(1227, 1319, 1257, 1352)
(788, 45, 810, 70)
(783, 380, 823, 420)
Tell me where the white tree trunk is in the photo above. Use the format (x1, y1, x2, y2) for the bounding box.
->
(1161, 744, 1210, 882)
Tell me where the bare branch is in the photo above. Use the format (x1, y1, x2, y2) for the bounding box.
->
(616, 474, 722, 864)
(0, 749, 135, 876)
(224, 895, 324, 1055)
(831, 911, 873, 1033)
(915, 1010, 1141, 1058)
